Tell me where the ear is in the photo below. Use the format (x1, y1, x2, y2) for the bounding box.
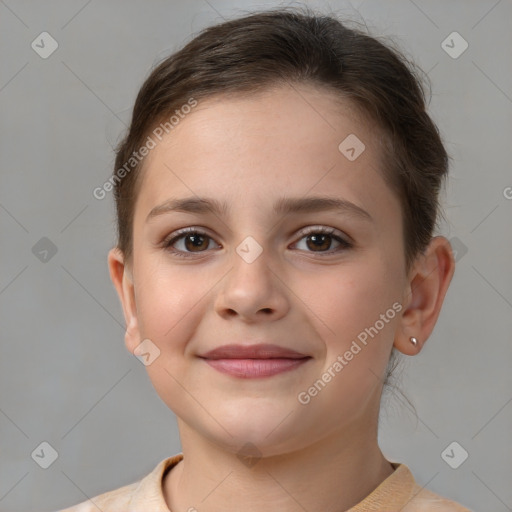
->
(108, 247, 140, 354)
(394, 236, 456, 356)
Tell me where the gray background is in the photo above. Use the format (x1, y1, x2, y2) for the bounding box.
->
(1, 0, 511, 510)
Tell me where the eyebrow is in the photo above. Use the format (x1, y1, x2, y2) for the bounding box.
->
(146, 195, 373, 223)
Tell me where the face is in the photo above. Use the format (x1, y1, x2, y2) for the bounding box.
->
(110, 84, 417, 457)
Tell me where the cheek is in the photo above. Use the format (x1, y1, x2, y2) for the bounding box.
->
(133, 260, 204, 404)
(298, 261, 384, 329)
(298, 266, 398, 415)
(300, 258, 398, 365)
(134, 257, 206, 347)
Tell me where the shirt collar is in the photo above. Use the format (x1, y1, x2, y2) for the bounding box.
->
(128, 454, 416, 511)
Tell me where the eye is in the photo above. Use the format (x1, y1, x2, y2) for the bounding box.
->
(162, 228, 219, 257)
(292, 226, 352, 255)
(162, 226, 352, 258)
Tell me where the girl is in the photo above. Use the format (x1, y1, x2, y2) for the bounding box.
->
(59, 6, 472, 511)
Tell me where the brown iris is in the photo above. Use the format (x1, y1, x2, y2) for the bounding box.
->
(306, 233, 332, 252)
(184, 233, 210, 252)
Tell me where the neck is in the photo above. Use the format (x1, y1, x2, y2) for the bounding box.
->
(163, 419, 395, 512)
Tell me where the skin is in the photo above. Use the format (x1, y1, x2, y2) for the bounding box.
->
(108, 83, 455, 512)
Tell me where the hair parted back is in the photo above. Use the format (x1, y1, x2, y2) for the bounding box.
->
(113, 6, 449, 275)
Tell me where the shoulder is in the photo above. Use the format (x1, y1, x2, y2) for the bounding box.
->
(55, 480, 138, 511)
(54, 454, 183, 512)
(362, 462, 474, 512)
(403, 480, 475, 512)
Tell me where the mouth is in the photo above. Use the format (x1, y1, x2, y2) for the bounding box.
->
(198, 343, 312, 379)
(201, 357, 312, 378)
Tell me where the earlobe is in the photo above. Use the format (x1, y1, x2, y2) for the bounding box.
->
(107, 247, 140, 354)
(393, 236, 455, 356)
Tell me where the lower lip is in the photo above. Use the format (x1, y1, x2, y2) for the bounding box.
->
(203, 358, 311, 378)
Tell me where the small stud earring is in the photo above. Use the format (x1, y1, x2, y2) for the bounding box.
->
(410, 337, 418, 346)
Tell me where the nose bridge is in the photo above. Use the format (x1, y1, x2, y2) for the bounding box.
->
(230, 234, 273, 292)
(227, 201, 272, 269)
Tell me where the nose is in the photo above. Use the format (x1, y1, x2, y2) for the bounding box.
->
(214, 245, 290, 323)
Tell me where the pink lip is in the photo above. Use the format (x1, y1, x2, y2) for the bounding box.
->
(203, 358, 311, 378)
(199, 343, 308, 360)
(198, 344, 311, 379)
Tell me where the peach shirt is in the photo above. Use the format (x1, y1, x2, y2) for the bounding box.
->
(57, 453, 473, 512)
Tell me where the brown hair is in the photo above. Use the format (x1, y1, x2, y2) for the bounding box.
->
(113, 6, 449, 269)
(111, 6, 450, 404)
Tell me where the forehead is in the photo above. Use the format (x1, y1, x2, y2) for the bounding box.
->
(134, 83, 398, 226)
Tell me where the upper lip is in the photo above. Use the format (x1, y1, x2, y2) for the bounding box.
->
(199, 344, 309, 360)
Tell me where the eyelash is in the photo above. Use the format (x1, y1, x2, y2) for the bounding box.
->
(161, 226, 353, 258)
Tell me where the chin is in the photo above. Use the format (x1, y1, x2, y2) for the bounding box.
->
(210, 408, 308, 452)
